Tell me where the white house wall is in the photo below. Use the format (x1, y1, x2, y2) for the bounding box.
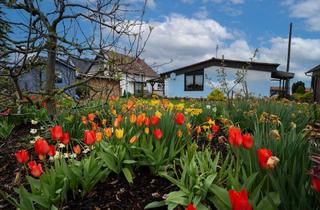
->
(120, 74, 155, 95)
(164, 66, 272, 98)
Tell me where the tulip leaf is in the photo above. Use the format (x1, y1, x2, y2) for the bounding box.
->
(144, 201, 166, 209)
(122, 167, 133, 183)
(123, 159, 137, 164)
(209, 184, 231, 208)
(257, 192, 280, 210)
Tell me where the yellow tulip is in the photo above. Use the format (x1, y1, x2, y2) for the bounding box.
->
(144, 127, 150, 135)
(115, 128, 124, 139)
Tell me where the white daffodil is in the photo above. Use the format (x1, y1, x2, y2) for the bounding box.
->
(34, 135, 42, 140)
(63, 153, 70, 159)
(69, 153, 77, 159)
(31, 120, 38, 125)
(59, 143, 66, 148)
(30, 129, 37, 134)
(54, 151, 61, 159)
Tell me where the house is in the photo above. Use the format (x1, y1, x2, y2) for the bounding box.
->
(84, 51, 159, 97)
(18, 57, 76, 97)
(160, 57, 294, 98)
(305, 64, 320, 102)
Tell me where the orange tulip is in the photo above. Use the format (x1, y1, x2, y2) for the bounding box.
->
(130, 114, 137, 123)
(73, 145, 81, 154)
(129, 136, 138, 144)
(104, 127, 112, 138)
(177, 129, 182, 138)
(195, 126, 202, 134)
(91, 122, 98, 130)
(114, 115, 122, 127)
(88, 113, 95, 122)
(127, 100, 134, 110)
(81, 116, 88, 124)
(96, 132, 103, 142)
(137, 113, 146, 127)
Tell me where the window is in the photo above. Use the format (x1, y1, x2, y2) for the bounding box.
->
(55, 71, 63, 83)
(184, 69, 204, 91)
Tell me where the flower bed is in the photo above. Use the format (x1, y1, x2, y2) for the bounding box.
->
(1, 97, 319, 210)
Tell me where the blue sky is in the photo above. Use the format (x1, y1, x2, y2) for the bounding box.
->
(4, 0, 320, 90)
(135, 0, 320, 87)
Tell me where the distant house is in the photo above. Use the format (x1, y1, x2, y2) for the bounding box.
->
(84, 51, 159, 97)
(18, 57, 76, 97)
(160, 57, 294, 98)
(305, 64, 320, 102)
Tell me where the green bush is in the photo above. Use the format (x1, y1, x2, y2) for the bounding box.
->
(207, 89, 226, 101)
(293, 92, 313, 102)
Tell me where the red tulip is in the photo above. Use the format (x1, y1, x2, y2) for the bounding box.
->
(228, 127, 243, 147)
(48, 145, 56, 156)
(211, 124, 220, 133)
(151, 115, 159, 125)
(175, 112, 185, 125)
(144, 117, 151, 126)
(84, 130, 96, 145)
(186, 203, 196, 210)
(50, 125, 63, 141)
(28, 161, 43, 177)
(242, 133, 253, 149)
(311, 176, 320, 192)
(257, 148, 272, 169)
(34, 138, 49, 156)
(207, 133, 213, 141)
(228, 189, 252, 210)
(153, 128, 163, 140)
(15, 150, 29, 164)
(60, 132, 70, 145)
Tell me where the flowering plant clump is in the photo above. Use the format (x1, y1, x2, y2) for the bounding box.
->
(8, 97, 319, 209)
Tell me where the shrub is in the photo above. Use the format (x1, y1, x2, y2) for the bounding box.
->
(292, 81, 305, 94)
(207, 89, 226, 101)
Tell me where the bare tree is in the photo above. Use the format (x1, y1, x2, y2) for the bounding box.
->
(0, 0, 151, 117)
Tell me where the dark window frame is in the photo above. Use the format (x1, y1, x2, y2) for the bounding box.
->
(184, 69, 204, 91)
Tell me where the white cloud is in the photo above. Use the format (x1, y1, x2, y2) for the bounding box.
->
(193, 7, 209, 19)
(259, 37, 320, 81)
(287, 0, 320, 31)
(136, 14, 320, 87)
(140, 14, 233, 70)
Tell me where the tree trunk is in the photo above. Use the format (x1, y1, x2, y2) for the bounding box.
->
(45, 35, 57, 118)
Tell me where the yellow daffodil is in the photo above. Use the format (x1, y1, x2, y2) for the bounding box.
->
(208, 119, 215, 125)
(155, 111, 162, 119)
(111, 109, 117, 116)
(202, 125, 210, 131)
(176, 103, 185, 111)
